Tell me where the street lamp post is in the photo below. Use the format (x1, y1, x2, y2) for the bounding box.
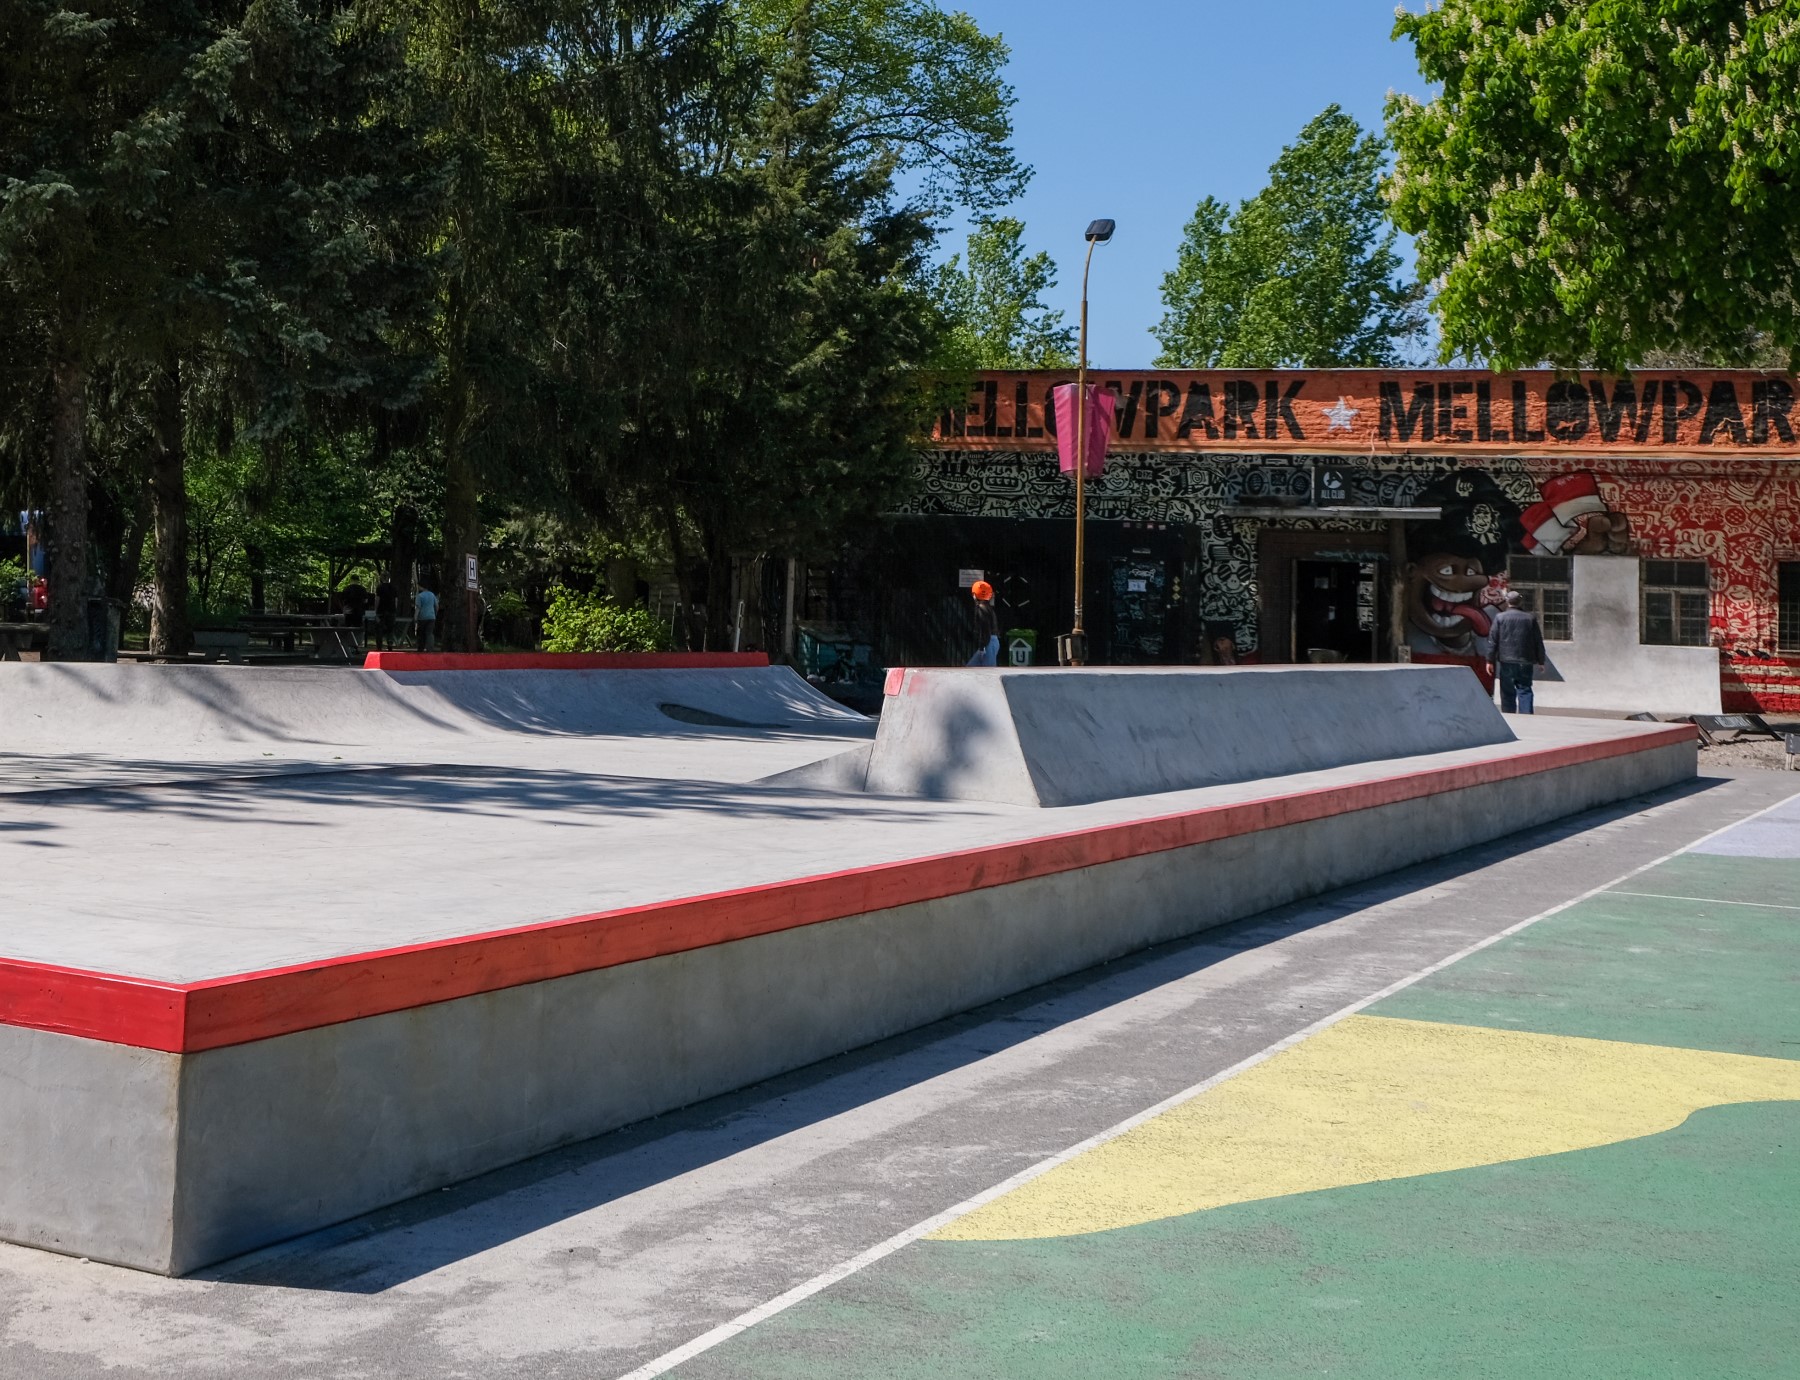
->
(1060, 218, 1114, 668)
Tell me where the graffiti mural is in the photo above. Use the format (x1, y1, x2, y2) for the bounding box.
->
(903, 448, 1797, 663)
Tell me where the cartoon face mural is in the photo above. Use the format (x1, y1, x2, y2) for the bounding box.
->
(1404, 472, 1522, 657)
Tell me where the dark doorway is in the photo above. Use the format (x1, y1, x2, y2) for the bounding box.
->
(1292, 559, 1384, 662)
(1109, 556, 1170, 663)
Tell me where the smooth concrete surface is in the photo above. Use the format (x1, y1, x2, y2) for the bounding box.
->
(861, 665, 1516, 806)
(0, 717, 1673, 982)
(0, 1027, 181, 1271)
(1535, 555, 1724, 716)
(2, 733, 1692, 1273)
(0, 663, 868, 754)
(3, 769, 1789, 1378)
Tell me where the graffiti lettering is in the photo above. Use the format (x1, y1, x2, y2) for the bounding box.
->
(1176, 382, 1218, 440)
(1437, 381, 1475, 444)
(1380, 383, 1435, 442)
(1223, 380, 1261, 440)
(1753, 379, 1796, 444)
(929, 371, 1799, 454)
(1662, 380, 1704, 445)
(1510, 381, 1546, 442)
(1144, 380, 1181, 440)
(1265, 379, 1306, 440)
(1701, 380, 1747, 445)
(1591, 377, 1639, 442)
(1545, 380, 1590, 443)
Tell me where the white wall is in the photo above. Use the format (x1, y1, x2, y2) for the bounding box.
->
(1532, 556, 1722, 715)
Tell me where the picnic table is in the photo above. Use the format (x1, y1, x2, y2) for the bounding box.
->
(233, 613, 363, 661)
(0, 622, 47, 661)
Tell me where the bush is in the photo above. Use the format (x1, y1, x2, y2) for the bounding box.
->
(539, 583, 671, 653)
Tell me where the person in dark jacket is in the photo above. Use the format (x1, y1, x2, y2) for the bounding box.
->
(967, 580, 999, 666)
(1486, 590, 1547, 713)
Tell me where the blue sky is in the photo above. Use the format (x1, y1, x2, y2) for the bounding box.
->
(951, 0, 1434, 367)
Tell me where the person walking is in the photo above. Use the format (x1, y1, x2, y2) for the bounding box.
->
(966, 580, 999, 667)
(414, 582, 439, 652)
(1487, 589, 1547, 713)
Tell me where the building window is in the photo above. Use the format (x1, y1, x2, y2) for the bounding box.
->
(1780, 563, 1800, 654)
(1641, 560, 1710, 646)
(1508, 555, 1572, 641)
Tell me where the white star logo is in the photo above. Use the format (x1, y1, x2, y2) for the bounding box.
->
(1322, 396, 1360, 432)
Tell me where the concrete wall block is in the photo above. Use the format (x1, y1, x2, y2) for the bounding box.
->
(0, 1026, 182, 1272)
(153, 740, 1693, 1274)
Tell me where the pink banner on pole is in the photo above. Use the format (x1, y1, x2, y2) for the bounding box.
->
(1053, 383, 1114, 477)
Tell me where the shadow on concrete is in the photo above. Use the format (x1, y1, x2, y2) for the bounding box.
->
(201, 774, 1729, 1295)
(2, 662, 874, 752)
(0, 760, 968, 831)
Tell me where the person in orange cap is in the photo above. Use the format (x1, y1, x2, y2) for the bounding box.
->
(967, 579, 999, 666)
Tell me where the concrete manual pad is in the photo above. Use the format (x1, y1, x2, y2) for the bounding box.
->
(0, 664, 1694, 1274)
(855, 664, 1515, 806)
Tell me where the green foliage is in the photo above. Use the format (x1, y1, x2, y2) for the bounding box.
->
(731, 0, 1025, 213)
(932, 217, 1075, 370)
(183, 437, 389, 613)
(539, 584, 671, 653)
(1154, 106, 1426, 369)
(1387, 1, 1800, 370)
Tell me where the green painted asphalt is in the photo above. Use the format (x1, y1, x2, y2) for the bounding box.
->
(679, 828, 1800, 1379)
(1375, 857, 1800, 1058)
(692, 1101, 1800, 1380)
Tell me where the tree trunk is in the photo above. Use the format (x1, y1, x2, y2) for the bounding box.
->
(440, 439, 479, 651)
(110, 477, 151, 606)
(703, 528, 733, 652)
(149, 354, 192, 658)
(245, 545, 267, 613)
(46, 355, 91, 661)
(664, 503, 693, 650)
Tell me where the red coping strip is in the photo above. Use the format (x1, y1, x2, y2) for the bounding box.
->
(0, 726, 1693, 1055)
(362, 651, 769, 672)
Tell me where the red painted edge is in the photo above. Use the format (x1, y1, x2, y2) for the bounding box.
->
(0, 726, 1694, 1055)
(362, 651, 770, 672)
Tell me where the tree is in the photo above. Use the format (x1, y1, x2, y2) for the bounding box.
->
(0, 0, 435, 657)
(1387, 1, 1800, 370)
(0, 1, 193, 656)
(932, 217, 1074, 369)
(626, 8, 943, 649)
(1153, 106, 1426, 369)
(732, 0, 1024, 214)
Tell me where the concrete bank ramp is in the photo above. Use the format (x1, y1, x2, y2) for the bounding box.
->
(0, 663, 868, 753)
(776, 665, 1514, 807)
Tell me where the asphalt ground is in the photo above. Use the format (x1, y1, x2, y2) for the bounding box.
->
(2, 767, 1795, 1379)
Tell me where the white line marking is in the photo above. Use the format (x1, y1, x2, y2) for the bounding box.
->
(612, 790, 1794, 1380)
(1609, 891, 1800, 912)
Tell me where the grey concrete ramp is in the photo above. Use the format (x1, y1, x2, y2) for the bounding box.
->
(0, 663, 867, 754)
(852, 665, 1515, 807)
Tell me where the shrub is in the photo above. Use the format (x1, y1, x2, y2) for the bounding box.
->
(539, 583, 671, 653)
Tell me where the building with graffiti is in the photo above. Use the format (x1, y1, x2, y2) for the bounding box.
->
(813, 370, 1800, 716)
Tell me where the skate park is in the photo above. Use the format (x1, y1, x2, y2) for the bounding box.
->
(0, 656, 1695, 1276)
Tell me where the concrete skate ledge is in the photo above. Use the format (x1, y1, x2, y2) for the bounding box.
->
(362, 651, 769, 671)
(0, 724, 1694, 1056)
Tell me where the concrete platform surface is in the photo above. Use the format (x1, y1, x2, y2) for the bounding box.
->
(0, 665, 1698, 1277)
(0, 769, 1791, 1378)
(1, 713, 1677, 985)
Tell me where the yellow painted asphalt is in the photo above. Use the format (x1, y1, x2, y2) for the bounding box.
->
(932, 1014, 1800, 1241)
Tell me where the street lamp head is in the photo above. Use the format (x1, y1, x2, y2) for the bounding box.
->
(1084, 219, 1116, 243)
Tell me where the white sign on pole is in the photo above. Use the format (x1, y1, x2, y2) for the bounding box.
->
(464, 554, 479, 591)
(957, 568, 984, 589)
